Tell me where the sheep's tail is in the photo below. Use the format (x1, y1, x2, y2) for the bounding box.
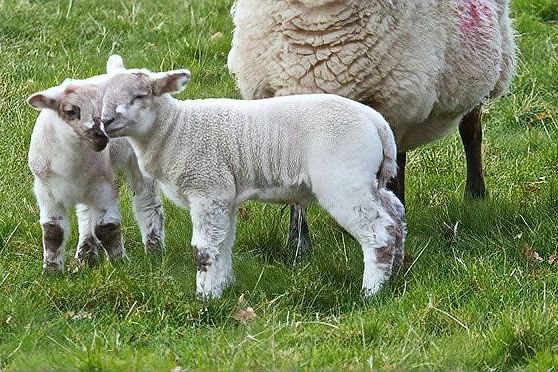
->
(375, 115, 398, 188)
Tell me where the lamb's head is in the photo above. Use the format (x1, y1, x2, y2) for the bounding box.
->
(27, 75, 111, 151)
(100, 56, 191, 138)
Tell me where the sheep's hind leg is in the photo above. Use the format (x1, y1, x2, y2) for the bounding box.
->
(35, 181, 69, 273)
(75, 204, 102, 266)
(287, 204, 311, 261)
(459, 104, 486, 199)
(127, 164, 165, 254)
(316, 186, 397, 297)
(190, 197, 236, 300)
(386, 152, 407, 205)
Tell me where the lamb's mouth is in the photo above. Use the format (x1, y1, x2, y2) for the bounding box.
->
(87, 135, 109, 151)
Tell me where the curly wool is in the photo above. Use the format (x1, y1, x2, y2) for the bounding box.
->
(228, 0, 516, 151)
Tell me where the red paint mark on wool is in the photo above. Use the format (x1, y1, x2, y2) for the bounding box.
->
(458, 0, 493, 34)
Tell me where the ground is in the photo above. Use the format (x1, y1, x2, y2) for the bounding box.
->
(0, 0, 557, 369)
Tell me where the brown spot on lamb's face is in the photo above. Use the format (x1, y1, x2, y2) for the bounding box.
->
(27, 75, 112, 152)
(59, 85, 109, 151)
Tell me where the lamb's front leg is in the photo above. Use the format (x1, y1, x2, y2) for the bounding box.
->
(92, 182, 125, 261)
(35, 181, 69, 273)
(190, 197, 236, 300)
(95, 202, 125, 261)
(75, 204, 102, 266)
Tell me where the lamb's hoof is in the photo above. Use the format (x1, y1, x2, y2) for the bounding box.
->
(75, 237, 101, 267)
(362, 276, 389, 298)
(42, 262, 64, 275)
(196, 270, 234, 301)
(76, 252, 100, 267)
(105, 245, 127, 262)
(361, 286, 381, 298)
(144, 231, 164, 254)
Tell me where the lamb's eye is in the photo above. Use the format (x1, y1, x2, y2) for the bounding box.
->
(63, 105, 80, 120)
(131, 94, 147, 104)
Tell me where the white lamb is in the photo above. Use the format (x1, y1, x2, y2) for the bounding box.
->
(227, 0, 517, 251)
(27, 65, 165, 272)
(94, 56, 405, 299)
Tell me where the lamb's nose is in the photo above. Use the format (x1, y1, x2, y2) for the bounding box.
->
(101, 117, 115, 128)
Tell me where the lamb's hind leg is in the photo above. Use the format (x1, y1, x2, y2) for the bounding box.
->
(378, 188, 406, 274)
(316, 185, 398, 297)
(126, 163, 165, 253)
(190, 197, 236, 299)
(459, 105, 486, 199)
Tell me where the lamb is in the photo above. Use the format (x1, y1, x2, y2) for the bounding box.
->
(27, 64, 165, 272)
(95, 56, 405, 299)
(227, 0, 517, 252)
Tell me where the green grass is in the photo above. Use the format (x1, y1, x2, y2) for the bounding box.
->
(0, 0, 557, 369)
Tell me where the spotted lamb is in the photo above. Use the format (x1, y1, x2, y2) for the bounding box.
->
(27, 63, 164, 272)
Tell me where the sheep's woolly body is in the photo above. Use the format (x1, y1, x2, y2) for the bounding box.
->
(227, 0, 516, 151)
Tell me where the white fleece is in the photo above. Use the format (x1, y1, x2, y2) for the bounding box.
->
(227, 0, 517, 151)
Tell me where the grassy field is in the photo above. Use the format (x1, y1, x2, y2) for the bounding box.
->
(0, 0, 557, 369)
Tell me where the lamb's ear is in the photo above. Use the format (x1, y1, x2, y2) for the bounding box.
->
(150, 70, 191, 96)
(107, 54, 125, 73)
(26, 86, 62, 111)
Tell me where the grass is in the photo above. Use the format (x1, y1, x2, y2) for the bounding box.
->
(0, 0, 557, 369)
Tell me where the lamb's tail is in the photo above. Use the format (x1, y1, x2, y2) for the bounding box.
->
(375, 114, 398, 188)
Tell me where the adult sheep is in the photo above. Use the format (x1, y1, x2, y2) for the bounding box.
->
(227, 0, 517, 254)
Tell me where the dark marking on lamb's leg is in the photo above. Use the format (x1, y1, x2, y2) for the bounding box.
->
(376, 244, 395, 270)
(387, 152, 407, 205)
(377, 189, 406, 274)
(42, 221, 65, 273)
(95, 222, 124, 260)
(76, 236, 100, 267)
(287, 204, 311, 261)
(195, 247, 211, 272)
(459, 105, 486, 199)
(145, 229, 164, 254)
(372, 223, 398, 283)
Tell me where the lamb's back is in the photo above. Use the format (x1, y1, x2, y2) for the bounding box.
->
(161, 95, 381, 194)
